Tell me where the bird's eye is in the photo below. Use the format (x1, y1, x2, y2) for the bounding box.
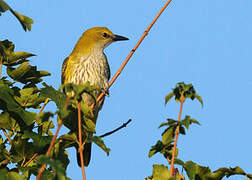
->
(103, 33, 108, 38)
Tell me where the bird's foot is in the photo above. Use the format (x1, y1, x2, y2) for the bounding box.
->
(101, 88, 109, 97)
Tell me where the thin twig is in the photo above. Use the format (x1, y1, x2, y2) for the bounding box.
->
(100, 119, 132, 138)
(24, 98, 51, 167)
(39, 98, 50, 113)
(0, 56, 3, 78)
(93, 0, 173, 108)
(1, 129, 12, 145)
(23, 153, 38, 167)
(77, 102, 86, 180)
(169, 95, 184, 177)
(37, 119, 63, 180)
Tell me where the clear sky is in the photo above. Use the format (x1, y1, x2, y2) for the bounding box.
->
(1, 0, 252, 179)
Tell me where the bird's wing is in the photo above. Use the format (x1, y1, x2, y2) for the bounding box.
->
(103, 53, 110, 80)
(61, 56, 69, 84)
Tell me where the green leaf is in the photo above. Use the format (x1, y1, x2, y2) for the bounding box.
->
(0, 80, 35, 125)
(0, 135, 10, 163)
(0, 169, 25, 180)
(183, 161, 251, 180)
(40, 83, 69, 119)
(148, 140, 164, 158)
(0, 112, 20, 131)
(59, 132, 77, 149)
(179, 126, 186, 135)
(0, 0, 33, 31)
(162, 126, 175, 144)
(195, 94, 203, 107)
(37, 155, 67, 180)
(22, 131, 51, 152)
(152, 164, 170, 180)
(174, 158, 184, 166)
(84, 118, 96, 133)
(7, 62, 50, 84)
(9, 9, 34, 31)
(181, 115, 200, 130)
(36, 112, 55, 135)
(158, 122, 169, 128)
(0, 40, 35, 65)
(91, 136, 110, 156)
(0, 0, 9, 14)
(10, 134, 34, 163)
(14, 84, 46, 108)
(165, 92, 175, 105)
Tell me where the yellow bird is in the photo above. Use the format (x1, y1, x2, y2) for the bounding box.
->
(61, 27, 128, 166)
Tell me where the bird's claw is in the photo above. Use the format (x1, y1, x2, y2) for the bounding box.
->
(101, 88, 109, 97)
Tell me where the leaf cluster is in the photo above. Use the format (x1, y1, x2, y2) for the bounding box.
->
(0, 39, 110, 178)
(147, 82, 251, 180)
(0, 0, 33, 31)
(165, 82, 203, 106)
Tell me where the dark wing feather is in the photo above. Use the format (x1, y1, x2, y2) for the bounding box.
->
(61, 56, 69, 84)
(103, 53, 110, 80)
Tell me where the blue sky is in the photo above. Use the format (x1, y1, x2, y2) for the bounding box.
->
(1, 0, 252, 179)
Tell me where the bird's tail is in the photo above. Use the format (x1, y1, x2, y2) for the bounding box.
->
(77, 143, 92, 167)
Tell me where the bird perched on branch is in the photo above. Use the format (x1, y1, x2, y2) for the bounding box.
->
(61, 27, 128, 166)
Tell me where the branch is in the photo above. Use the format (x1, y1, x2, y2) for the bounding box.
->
(37, 119, 63, 180)
(100, 119, 132, 138)
(77, 102, 86, 180)
(39, 98, 50, 113)
(1, 129, 12, 145)
(169, 95, 184, 177)
(93, 0, 173, 107)
(0, 56, 3, 78)
(23, 153, 38, 167)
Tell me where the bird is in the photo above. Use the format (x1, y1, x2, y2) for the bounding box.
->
(61, 27, 128, 167)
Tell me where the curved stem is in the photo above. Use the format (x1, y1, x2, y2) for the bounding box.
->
(170, 95, 184, 177)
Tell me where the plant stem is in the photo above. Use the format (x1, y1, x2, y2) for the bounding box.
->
(170, 95, 184, 177)
(77, 102, 86, 180)
(37, 119, 63, 180)
(23, 153, 38, 167)
(92, 0, 173, 108)
(100, 119, 132, 138)
(1, 129, 12, 145)
(39, 98, 50, 113)
(0, 57, 3, 78)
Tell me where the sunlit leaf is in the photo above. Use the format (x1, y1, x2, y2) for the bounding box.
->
(91, 136, 110, 156)
(165, 92, 174, 105)
(195, 94, 203, 107)
(162, 126, 175, 144)
(0, 169, 25, 180)
(40, 83, 69, 119)
(148, 140, 164, 158)
(152, 164, 170, 180)
(0, 0, 33, 31)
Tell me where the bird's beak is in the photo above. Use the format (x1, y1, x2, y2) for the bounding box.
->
(112, 34, 129, 41)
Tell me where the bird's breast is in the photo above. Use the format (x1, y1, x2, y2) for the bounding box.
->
(69, 53, 110, 89)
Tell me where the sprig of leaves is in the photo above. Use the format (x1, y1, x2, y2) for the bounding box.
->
(0, 0, 33, 31)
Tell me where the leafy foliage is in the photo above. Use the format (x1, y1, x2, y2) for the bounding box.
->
(0, 0, 33, 31)
(165, 82, 203, 107)
(0, 20, 110, 179)
(147, 83, 251, 180)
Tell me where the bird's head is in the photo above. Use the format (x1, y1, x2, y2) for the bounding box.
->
(73, 27, 129, 55)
